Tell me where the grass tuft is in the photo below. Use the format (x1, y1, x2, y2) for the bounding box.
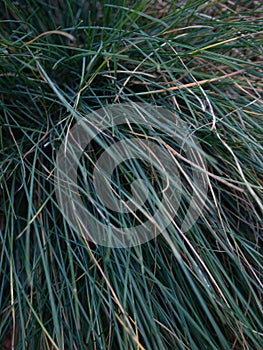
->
(1, 1, 262, 349)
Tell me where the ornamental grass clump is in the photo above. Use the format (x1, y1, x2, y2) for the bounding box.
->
(0, 1, 262, 349)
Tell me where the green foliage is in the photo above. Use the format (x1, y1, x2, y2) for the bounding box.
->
(0, 0, 262, 349)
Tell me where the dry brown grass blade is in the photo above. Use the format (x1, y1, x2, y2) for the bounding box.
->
(23, 30, 76, 47)
(135, 70, 245, 96)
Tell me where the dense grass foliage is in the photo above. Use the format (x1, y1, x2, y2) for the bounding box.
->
(0, 1, 262, 349)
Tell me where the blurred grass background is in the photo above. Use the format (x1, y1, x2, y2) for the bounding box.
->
(0, 1, 262, 349)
